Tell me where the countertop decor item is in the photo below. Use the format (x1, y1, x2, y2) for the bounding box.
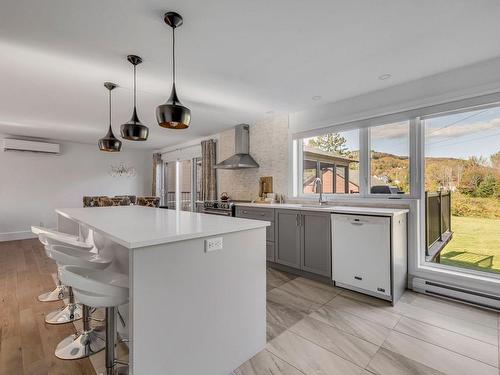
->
(120, 55, 149, 141)
(254, 176, 273, 202)
(98, 82, 122, 152)
(156, 11, 191, 130)
(109, 163, 136, 178)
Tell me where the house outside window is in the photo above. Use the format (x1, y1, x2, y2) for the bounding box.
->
(300, 130, 360, 196)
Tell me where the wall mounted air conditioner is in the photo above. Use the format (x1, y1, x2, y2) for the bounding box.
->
(2, 139, 60, 155)
(412, 277, 500, 311)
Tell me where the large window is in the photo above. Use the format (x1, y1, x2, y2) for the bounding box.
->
(424, 106, 500, 275)
(301, 130, 360, 195)
(369, 121, 410, 194)
(293, 95, 500, 288)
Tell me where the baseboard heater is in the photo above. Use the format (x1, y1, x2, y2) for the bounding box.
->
(412, 277, 500, 311)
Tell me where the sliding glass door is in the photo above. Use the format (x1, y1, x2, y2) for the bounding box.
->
(162, 158, 201, 211)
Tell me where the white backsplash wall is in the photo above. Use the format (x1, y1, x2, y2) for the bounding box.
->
(218, 115, 289, 201)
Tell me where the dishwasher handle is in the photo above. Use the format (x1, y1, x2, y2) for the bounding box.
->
(350, 218, 365, 225)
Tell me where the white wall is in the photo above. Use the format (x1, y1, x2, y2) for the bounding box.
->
(0, 140, 152, 240)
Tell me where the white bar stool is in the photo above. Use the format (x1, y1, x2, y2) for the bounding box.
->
(60, 265, 129, 374)
(42, 233, 95, 324)
(31, 226, 84, 302)
(47, 244, 112, 360)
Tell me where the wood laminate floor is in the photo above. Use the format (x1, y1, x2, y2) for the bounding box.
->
(2, 239, 500, 375)
(0, 239, 95, 375)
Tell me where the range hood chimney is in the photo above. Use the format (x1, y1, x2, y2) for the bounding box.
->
(215, 124, 259, 169)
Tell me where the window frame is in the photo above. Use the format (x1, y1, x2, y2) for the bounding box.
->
(293, 123, 418, 200)
(291, 93, 500, 290)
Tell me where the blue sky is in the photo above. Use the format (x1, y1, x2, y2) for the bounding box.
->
(307, 106, 500, 161)
(369, 108, 500, 160)
(424, 107, 500, 160)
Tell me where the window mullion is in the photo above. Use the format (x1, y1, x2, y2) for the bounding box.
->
(410, 117, 422, 199)
(359, 127, 370, 197)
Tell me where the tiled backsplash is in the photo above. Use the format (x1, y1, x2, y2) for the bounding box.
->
(218, 115, 289, 201)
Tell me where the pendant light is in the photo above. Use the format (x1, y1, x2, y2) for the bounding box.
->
(120, 55, 149, 141)
(156, 11, 191, 129)
(98, 82, 122, 152)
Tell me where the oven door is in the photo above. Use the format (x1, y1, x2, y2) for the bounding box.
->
(201, 208, 233, 216)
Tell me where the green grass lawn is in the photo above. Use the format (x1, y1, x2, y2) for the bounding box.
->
(439, 216, 500, 274)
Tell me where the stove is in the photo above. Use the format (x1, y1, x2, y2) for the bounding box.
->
(201, 200, 235, 216)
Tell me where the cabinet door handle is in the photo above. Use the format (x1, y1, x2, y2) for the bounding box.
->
(296, 214, 300, 226)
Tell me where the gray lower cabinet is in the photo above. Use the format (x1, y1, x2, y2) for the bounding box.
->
(235, 206, 276, 262)
(266, 241, 275, 262)
(276, 209, 331, 277)
(301, 211, 331, 277)
(275, 210, 302, 268)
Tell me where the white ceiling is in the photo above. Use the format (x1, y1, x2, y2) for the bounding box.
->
(1, 0, 500, 149)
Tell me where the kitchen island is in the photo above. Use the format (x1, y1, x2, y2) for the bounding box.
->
(55, 206, 269, 375)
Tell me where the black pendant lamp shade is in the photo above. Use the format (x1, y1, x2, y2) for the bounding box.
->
(98, 82, 122, 152)
(121, 55, 149, 141)
(156, 12, 191, 129)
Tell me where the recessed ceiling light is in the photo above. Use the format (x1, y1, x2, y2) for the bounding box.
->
(312, 95, 322, 101)
(378, 73, 392, 80)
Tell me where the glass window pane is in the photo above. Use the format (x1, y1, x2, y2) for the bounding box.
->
(178, 160, 192, 211)
(335, 165, 347, 194)
(370, 121, 410, 194)
(302, 130, 360, 195)
(165, 162, 176, 209)
(196, 158, 202, 203)
(424, 106, 500, 275)
(320, 162, 334, 194)
(303, 159, 317, 194)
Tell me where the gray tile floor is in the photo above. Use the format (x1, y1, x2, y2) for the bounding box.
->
(235, 267, 500, 375)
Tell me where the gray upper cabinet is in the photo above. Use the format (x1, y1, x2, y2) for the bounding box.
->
(301, 211, 331, 277)
(275, 210, 302, 268)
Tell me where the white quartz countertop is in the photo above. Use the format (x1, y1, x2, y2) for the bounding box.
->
(234, 203, 408, 217)
(56, 206, 269, 249)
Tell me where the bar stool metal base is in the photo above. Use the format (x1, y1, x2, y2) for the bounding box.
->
(38, 285, 66, 302)
(55, 329, 106, 360)
(100, 306, 129, 375)
(45, 303, 82, 324)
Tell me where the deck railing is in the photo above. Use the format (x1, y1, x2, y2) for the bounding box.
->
(425, 190, 452, 257)
(165, 191, 201, 211)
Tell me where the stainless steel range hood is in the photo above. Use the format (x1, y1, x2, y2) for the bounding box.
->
(215, 124, 259, 169)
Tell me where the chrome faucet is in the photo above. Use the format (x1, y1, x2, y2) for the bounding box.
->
(313, 177, 327, 205)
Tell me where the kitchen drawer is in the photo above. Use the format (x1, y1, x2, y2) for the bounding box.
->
(266, 241, 275, 262)
(235, 206, 275, 222)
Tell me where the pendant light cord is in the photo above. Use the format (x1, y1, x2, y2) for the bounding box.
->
(172, 27, 176, 85)
(108, 88, 112, 128)
(133, 64, 137, 108)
